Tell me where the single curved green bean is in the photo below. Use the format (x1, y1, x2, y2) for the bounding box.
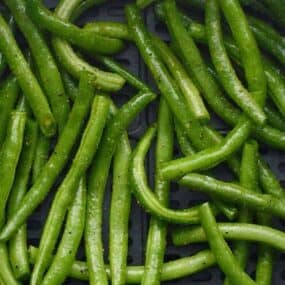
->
(0, 72, 95, 242)
(0, 111, 26, 285)
(41, 177, 86, 285)
(28, 0, 124, 55)
(8, 120, 38, 280)
(161, 118, 251, 180)
(30, 94, 110, 285)
(5, 0, 70, 132)
(152, 36, 210, 122)
(94, 55, 150, 92)
(264, 104, 285, 132)
(205, 0, 266, 125)
(29, 246, 216, 283)
(142, 98, 173, 285)
(172, 222, 285, 250)
(52, 0, 125, 92)
(224, 140, 258, 285)
(85, 91, 156, 285)
(129, 125, 218, 224)
(84, 22, 131, 41)
(218, 0, 266, 107)
(109, 133, 132, 285)
(178, 173, 285, 219)
(199, 203, 256, 285)
(0, 13, 55, 137)
(0, 76, 19, 146)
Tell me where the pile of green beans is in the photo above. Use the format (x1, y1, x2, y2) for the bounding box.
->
(1, 0, 285, 284)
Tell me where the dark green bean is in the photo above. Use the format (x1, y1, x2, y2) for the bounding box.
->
(199, 203, 256, 285)
(41, 177, 86, 285)
(264, 104, 285, 132)
(0, 72, 95, 242)
(52, 0, 125, 92)
(0, 111, 26, 285)
(30, 94, 110, 285)
(28, 0, 124, 55)
(205, 0, 266, 125)
(0, 76, 19, 146)
(109, 132, 132, 285)
(0, 13, 55, 137)
(172, 222, 285, 250)
(178, 173, 285, 219)
(137, 0, 155, 8)
(259, 0, 285, 27)
(161, 118, 251, 180)
(142, 98, 173, 285)
(29, 246, 216, 283)
(5, 0, 70, 132)
(85, 91, 156, 285)
(8, 120, 38, 280)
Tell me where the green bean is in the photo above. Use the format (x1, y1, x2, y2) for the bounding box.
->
(0, 13, 55, 137)
(199, 203, 256, 285)
(30, 94, 110, 285)
(142, 98, 173, 285)
(224, 141, 258, 285)
(218, 0, 266, 106)
(205, 0, 266, 125)
(259, 0, 285, 27)
(29, 246, 216, 283)
(0, 72, 94, 242)
(264, 104, 285, 132)
(7, 120, 38, 280)
(161, 118, 251, 180)
(84, 22, 131, 41)
(41, 177, 86, 285)
(61, 70, 78, 102)
(109, 133, 131, 285)
(172, 222, 285, 249)
(0, 76, 19, 146)
(28, 0, 124, 55)
(52, 0, 125, 92)
(85, 91, 156, 285)
(178, 173, 285, 219)
(0, 111, 26, 285)
(152, 36, 210, 122)
(130, 125, 218, 224)
(5, 0, 70, 132)
(94, 55, 150, 92)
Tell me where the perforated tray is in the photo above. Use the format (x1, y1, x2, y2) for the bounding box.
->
(27, 1, 285, 284)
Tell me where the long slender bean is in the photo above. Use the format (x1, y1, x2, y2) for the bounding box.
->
(160, 118, 251, 180)
(5, 0, 70, 132)
(0, 72, 95, 242)
(142, 98, 173, 285)
(178, 173, 285, 219)
(8, 120, 38, 280)
(199, 203, 256, 285)
(109, 133, 132, 285)
(29, 246, 216, 283)
(52, 0, 125, 92)
(30, 94, 110, 285)
(85, 91, 156, 285)
(41, 177, 86, 285)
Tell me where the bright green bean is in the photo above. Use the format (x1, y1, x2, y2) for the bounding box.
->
(199, 203, 256, 285)
(28, 0, 124, 55)
(8, 120, 38, 280)
(29, 246, 216, 283)
(109, 133, 132, 285)
(142, 98, 173, 285)
(41, 177, 86, 285)
(30, 94, 110, 285)
(85, 91, 156, 285)
(178, 173, 285, 219)
(0, 72, 95, 242)
(5, 0, 70, 132)
(161, 118, 251, 180)
(52, 0, 125, 92)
